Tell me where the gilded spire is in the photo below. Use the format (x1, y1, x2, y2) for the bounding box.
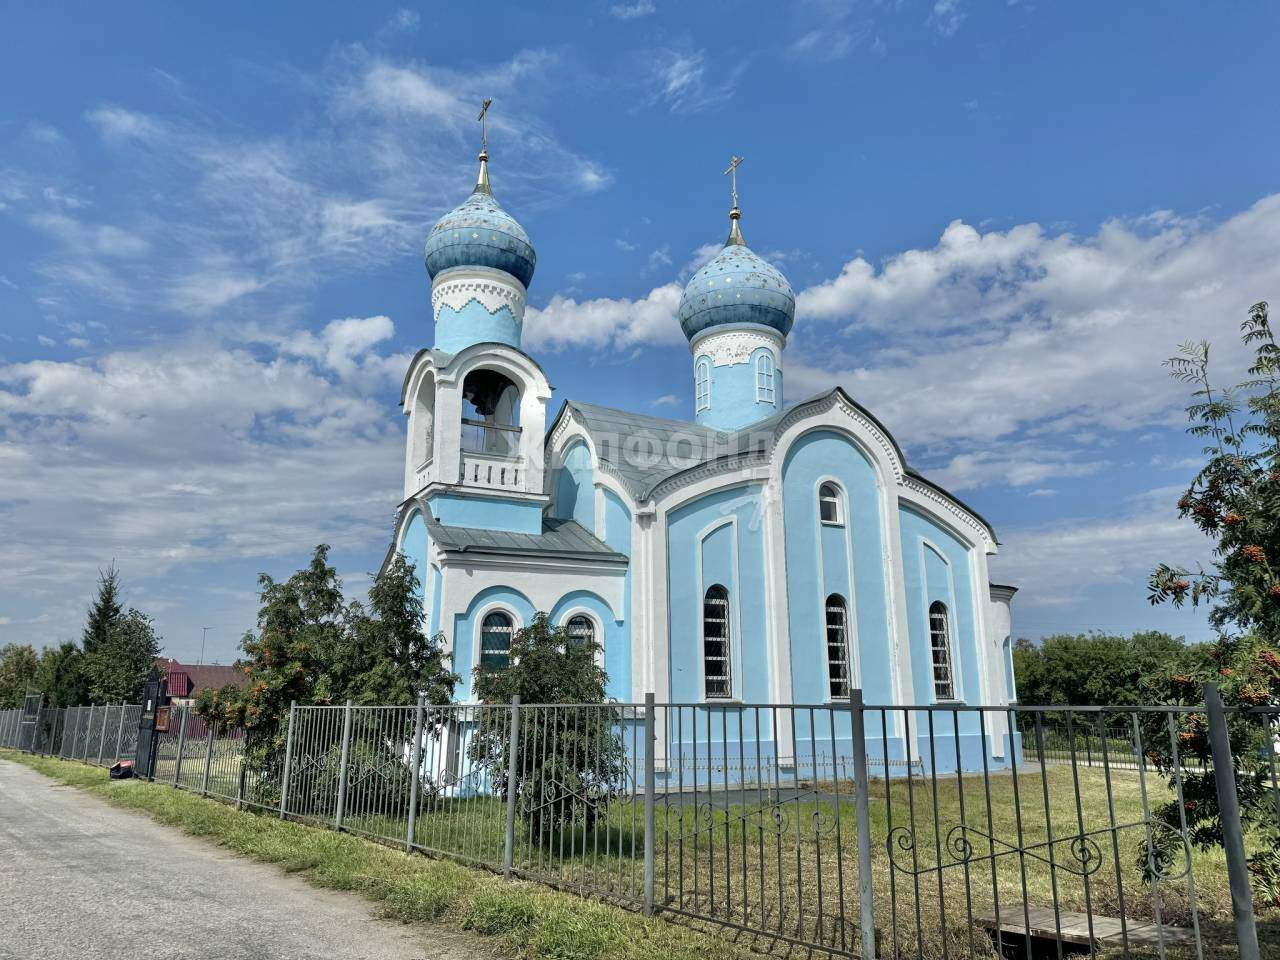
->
(723, 154, 745, 246)
(474, 98, 494, 195)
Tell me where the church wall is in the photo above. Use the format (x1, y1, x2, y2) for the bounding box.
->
(693, 345, 782, 432)
(450, 584, 537, 702)
(898, 504, 993, 765)
(602, 488, 634, 700)
(665, 485, 771, 708)
(434, 300, 521, 354)
(426, 491, 542, 534)
(551, 440, 594, 528)
(548, 589, 628, 701)
(781, 429, 896, 708)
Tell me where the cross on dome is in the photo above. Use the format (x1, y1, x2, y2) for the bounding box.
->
(723, 154, 746, 246)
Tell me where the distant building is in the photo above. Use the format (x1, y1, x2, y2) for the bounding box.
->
(155, 658, 243, 706)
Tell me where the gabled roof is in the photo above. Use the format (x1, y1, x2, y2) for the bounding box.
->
(155, 659, 244, 697)
(546, 388, 997, 544)
(552, 401, 728, 502)
(425, 514, 627, 563)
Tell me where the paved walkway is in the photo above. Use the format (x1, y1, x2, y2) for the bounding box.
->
(0, 759, 486, 960)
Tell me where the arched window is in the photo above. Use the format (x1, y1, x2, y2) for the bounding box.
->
(480, 611, 514, 670)
(928, 601, 955, 700)
(825, 594, 851, 699)
(755, 352, 775, 403)
(411, 372, 435, 470)
(819, 482, 842, 525)
(695, 358, 712, 412)
(566, 614, 595, 648)
(702, 585, 732, 698)
(461, 368, 521, 457)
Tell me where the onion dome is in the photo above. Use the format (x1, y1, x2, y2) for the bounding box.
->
(424, 150, 536, 289)
(677, 205, 795, 341)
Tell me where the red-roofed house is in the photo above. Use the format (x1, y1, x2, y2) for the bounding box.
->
(155, 658, 244, 706)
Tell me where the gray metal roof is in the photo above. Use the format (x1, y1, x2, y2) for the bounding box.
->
(556, 401, 730, 501)
(548, 389, 997, 543)
(426, 514, 627, 563)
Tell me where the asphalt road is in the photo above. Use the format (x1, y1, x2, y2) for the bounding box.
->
(0, 759, 487, 960)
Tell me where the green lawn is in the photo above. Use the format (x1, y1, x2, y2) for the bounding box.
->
(129, 746, 1278, 959)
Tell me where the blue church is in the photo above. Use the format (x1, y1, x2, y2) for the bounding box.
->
(389, 133, 1019, 772)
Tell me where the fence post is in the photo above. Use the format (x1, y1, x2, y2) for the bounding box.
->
(278, 701, 297, 820)
(201, 721, 216, 796)
(334, 699, 354, 831)
(30, 701, 43, 755)
(643, 692, 657, 916)
(502, 695, 521, 876)
(97, 705, 111, 764)
(113, 703, 127, 765)
(1204, 683, 1260, 960)
(172, 706, 188, 786)
(850, 688, 877, 960)
(405, 694, 426, 854)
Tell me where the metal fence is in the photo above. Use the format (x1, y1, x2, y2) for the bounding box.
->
(4, 691, 1276, 960)
(0, 702, 141, 764)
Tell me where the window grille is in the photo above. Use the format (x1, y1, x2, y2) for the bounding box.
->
(929, 601, 955, 700)
(702, 585, 732, 698)
(566, 614, 595, 648)
(825, 594, 851, 699)
(480, 611, 514, 670)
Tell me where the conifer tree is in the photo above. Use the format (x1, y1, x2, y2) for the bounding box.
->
(81, 564, 123, 657)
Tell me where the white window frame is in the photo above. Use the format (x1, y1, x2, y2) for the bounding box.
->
(825, 594, 852, 700)
(695, 358, 712, 412)
(819, 482, 843, 526)
(928, 601, 956, 701)
(755, 352, 775, 403)
(702, 584, 732, 699)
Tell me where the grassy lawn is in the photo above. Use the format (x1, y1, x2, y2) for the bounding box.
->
(0, 750, 751, 960)
(102, 748, 1279, 959)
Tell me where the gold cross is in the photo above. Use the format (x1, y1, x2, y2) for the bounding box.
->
(723, 155, 744, 208)
(477, 98, 493, 153)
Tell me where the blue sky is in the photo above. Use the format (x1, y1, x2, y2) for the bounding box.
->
(2, 1, 1278, 663)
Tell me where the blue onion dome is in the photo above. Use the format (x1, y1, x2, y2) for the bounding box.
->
(677, 206, 795, 341)
(424, 151, 536, 289)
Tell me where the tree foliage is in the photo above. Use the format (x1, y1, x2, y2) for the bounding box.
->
(36, 642, 88, 708)
(1011, 631, 1189, 706)
(81, 564, 123, 657)
(196, 545, 456, 779)
(85, 608, 162, 704)
(467, 613, 625, 844)
(0, 643, 40, 709)
(1145, 300, 1280, 902)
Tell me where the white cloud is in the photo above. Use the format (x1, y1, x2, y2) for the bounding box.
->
(651, 393, 680, 408)
(645, 49, 741, 114)
(990, 495, 1212, 609)
(20, 49, 605, 324)
(930, 0, 966, 36)
(380, 8, 421, 35)
(0, 318, 406, 635)
(788, 29, 858, 61)
(647, 245, 672, 272)
(610, 1, 655, 18)
(526, 282, 684, 351)
(788, 197, 1280, 457)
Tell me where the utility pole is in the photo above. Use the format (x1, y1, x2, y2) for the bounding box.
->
(198, 626, 211, 666)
